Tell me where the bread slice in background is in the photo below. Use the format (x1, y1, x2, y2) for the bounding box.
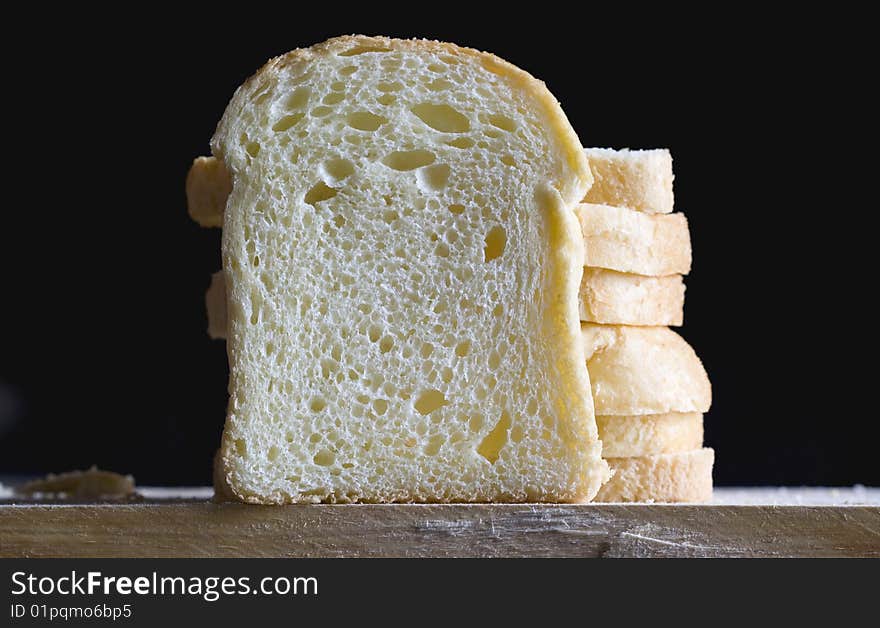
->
(583, 148, 674, 214)
(582, 323, 711, 415)
(580, 268, 684, 326)
(187, 156, 231, 228)
(597, 412, 702, 457)
(595, 448, 713, 502)
(576, 203, 690, 276)
(205, 271, 227, 340)
(210, 35, 607, 503)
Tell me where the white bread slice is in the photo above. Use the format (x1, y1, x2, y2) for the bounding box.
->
(597, 412, 702, 457)
(576, 203, 690, 275)
(583, 148, 674, 214)
(205, 271, 227, 340)
(187, 156, 232, 228)
(583, 323, 711, 415)
(580, 268, 684, 326)
(211, 35, 607, 503)
(595, 448, 714, 502)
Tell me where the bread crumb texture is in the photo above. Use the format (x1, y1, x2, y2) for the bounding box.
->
(210, 36, 606, 503)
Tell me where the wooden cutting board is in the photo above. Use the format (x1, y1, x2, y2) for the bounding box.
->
(1, 487, 877, 558)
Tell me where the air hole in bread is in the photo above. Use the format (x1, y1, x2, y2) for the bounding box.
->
(377, 94, 395, 106)
(377, 81, 404, 92)
(234, 438, 247, 456)
(424, 434, 445, 456)
(382, 150, 435, 171)
(440, 367, 453, 384)
(313, 449, 335, 466)
(304, 182, 338, 205)
(420, 343, 433, 358)
(382, 210, 398, 223)
(448, 203, 465, 215)
(347, 111, 387, 131)
(339, 45, 391, 56)
(417, 163, 450, 192)
(368, 325, 382, 343)
(268, 446, 280, 462)
(434, 243, 449, 257)
(310, 398, 327, 412)
(323, 92, 345, 105)
(501, 154, 516, 166)
(411, 103, 470, 133)
(476, 410, 510, 464)
(311, 106, 334, 117)
(339, 65, 359, 75)
(487, 113, 517, 132)
(510, 425, 523, 443)
(246, 141, 261, 157)
(427, 78, 452, 91)
(330, 81, 345, 91)
(285, 87, 311, 110)
(414, 389, 446, 415)
(483, 226, 507, 262)
(372, 399, 388, 415)
(272, 113, 305, 132)
(322, 158, 354, 182)
(446, 137, 474, 149)
(488, 351, 501, 371)
(379, 336, 394, 353)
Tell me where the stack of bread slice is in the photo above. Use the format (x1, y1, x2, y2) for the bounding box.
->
(578, 149, 713, 502)
(186, 37, 712, 503)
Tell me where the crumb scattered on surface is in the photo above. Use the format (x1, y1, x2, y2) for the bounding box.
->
(15, 466, 136, 499)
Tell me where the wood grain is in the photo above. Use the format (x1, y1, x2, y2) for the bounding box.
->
(1, 492, 878, 558)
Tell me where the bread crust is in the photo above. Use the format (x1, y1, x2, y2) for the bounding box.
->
(595, 448, 714, 502)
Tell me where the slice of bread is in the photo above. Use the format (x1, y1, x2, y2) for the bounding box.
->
(580, 268, 684, 326)
(576, 203, 690, 276)
(583, 148, 674, 214)
(205, 271, 227, 340)
(187, 156, 232, 228)
(210, 35, 608, 503)
(583, 323, 711, 415)
(597, 412, 702, 457)
(595, 448, 714, 502)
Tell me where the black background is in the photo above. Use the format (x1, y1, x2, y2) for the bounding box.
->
(0, 9, 874, 487)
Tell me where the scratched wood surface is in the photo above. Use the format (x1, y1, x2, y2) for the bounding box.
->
(0, 488, 877, 558)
